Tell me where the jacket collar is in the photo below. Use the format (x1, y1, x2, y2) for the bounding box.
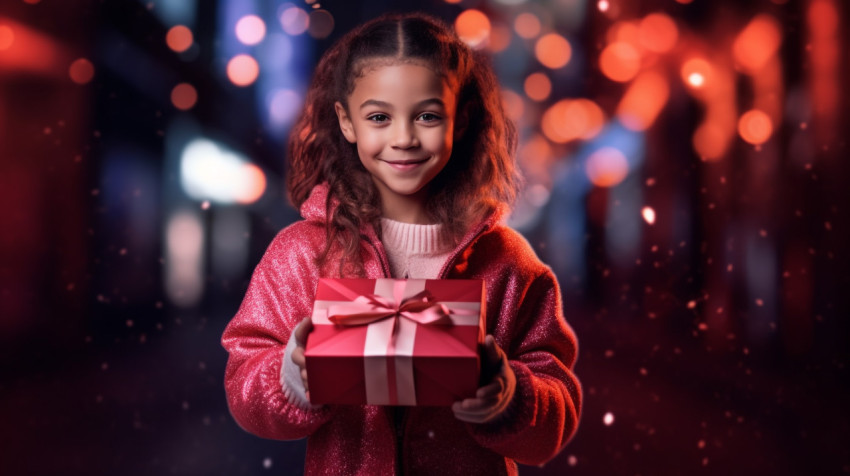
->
(299, 183, 502, 277)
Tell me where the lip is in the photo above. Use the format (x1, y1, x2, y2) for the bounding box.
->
(380, 157, 429, 171)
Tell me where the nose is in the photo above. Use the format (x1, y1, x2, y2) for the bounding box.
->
(390, 121, 420, 149)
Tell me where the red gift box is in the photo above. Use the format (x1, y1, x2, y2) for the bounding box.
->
(304, 278, 485, 406)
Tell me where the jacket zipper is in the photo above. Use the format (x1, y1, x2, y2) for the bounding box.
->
(360, 221, 489, 475)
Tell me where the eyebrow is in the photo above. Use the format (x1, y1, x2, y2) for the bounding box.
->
(359, 98, 446, 110)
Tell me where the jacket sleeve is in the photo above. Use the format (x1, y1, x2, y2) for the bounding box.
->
(221, 227, 333, 440)
(467, 269, 582, 465)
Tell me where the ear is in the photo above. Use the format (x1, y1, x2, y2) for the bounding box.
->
(454, 101, 471, 139)
(334, 101, 357, 144)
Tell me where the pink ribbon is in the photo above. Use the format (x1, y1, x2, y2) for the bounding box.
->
(328, 280, 454, 330)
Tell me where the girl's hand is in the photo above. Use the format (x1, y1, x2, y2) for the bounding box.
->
(290, 317, 313, 398)
(452, 335, 516, 424)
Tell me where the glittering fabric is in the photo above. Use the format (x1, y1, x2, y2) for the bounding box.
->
(221, 184, 581, 475)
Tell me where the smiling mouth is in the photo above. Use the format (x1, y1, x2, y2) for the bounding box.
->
(380, 157, 429, 171)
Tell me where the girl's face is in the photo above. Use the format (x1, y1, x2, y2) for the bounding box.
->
(335, 62, 459, 221)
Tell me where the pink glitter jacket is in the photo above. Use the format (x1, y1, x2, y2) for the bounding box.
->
(222, 185, 581, 475)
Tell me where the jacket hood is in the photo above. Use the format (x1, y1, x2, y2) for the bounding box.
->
(299, 183, 334, 223)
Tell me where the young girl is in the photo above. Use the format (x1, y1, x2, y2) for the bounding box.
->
(222, 12, 581, 474)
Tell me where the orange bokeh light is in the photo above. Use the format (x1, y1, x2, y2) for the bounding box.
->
(585, 147, 629, 188)
(501, 89, 525, 123)
(488, 23, 512, 53)
(599, 42, 641, 82)
(681, 57, 712, 89)
(518, 133, 554, 180)
(171, 83, 198, 110)
(737, 109, 773, 145)
(0, 25, 14, 50)
(639, 13, 678, 53)
(227, 54, 260, 87)
(166, 25, 193, 53)
(541, 98, 605, 143)
(733, 15, 782, 73)
(235, 15, 266, 46)
(514, 13, 541, 39)
(280, 7, 310, 36)
(606, 21, 639, 48)
(617, 71, 669, 131)
(524, 72, 552, 102)
(535, 33, 571, 69)
(237, 164, 267, 204)
(455, 9, 491, 48)
(69, 58, 94, 84)
(693, 122, 728, 160)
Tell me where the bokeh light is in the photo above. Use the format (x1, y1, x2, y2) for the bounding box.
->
(737, 109, 773, 145)
(518, 133, 554, 180)
(0, 25, 15, 50)
(597, 0, 610, 13)
(607, 21, 639, 48)
(166, 25, 193, 52)
(514, 13, 541, 39)
(638, 13, 678, 53)
(280, 6, 310, 36)
(681, 57, 712, 89)
(585, 147, 629, 188)
(617, 71, 669, 131)
(488, 23, 512, 53)
(226, 54, 259, 87)
(542, 99, 605, 143)
(535, 33, 571, 69)
(171, 83, 198, 111)
(235, 15, 266, 46)
(69, 58, 95, 84)
(237, 164, 267, 204)
(524, 72, 551, 102)
(501, 89, 525, 123)
(269, 89, 302, 125)
(600, 42, 641, 82)
(733, 15, 782, 73)
(692, 122, 728, 160)
(307, 10, 334, 39)
(455, 9, 491, 48)
(642, 206, 656, 225)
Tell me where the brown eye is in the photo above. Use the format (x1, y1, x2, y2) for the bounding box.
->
(418, 113, 441, 122)
(367, 114, 389, 122)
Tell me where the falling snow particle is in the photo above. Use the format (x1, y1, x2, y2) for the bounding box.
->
(263, 458, 273, 469)
(597, 0, 609, 12)
(698, 439, 706, 449)
(567, 455, 577, 466)
(201, 200, 211, 210)
(603, 412, 615, 426)
(755, 298, 764, 307)
(687, 300, 697, 309)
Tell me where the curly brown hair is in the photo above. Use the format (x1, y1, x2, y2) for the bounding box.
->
(287, 12, 520, 275)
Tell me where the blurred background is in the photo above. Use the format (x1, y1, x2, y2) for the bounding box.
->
(1, 0, 848, 474)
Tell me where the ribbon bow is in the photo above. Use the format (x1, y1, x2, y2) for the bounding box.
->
(327, 280, 453, 329)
